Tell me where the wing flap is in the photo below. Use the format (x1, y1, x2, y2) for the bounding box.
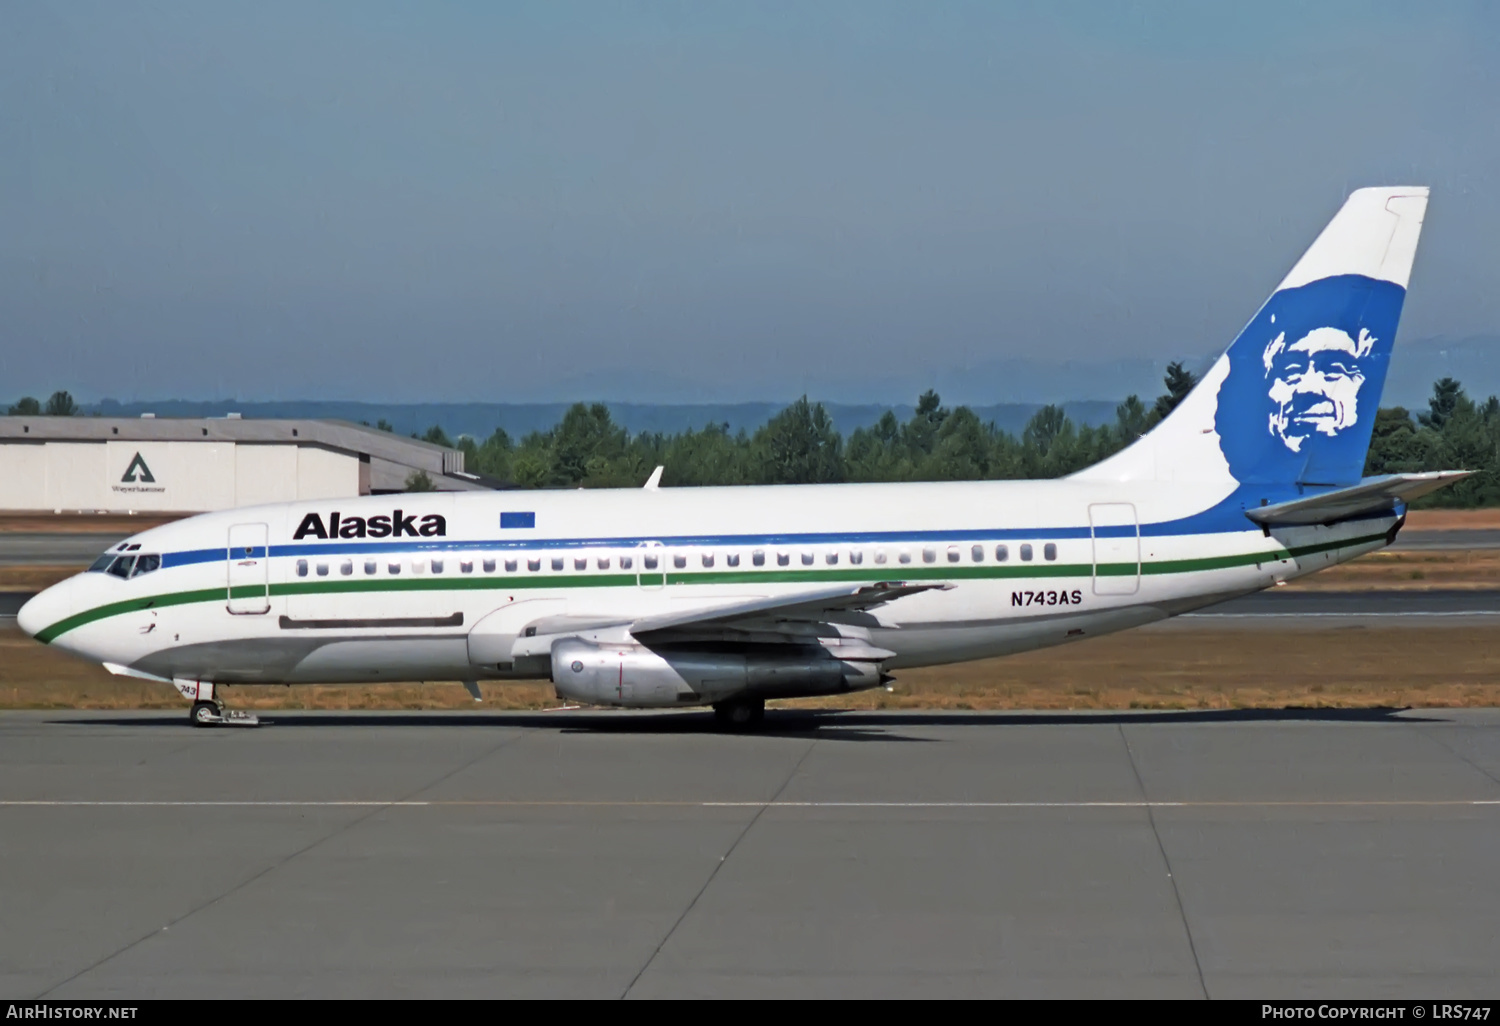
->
(1245, 471, 1471, 527)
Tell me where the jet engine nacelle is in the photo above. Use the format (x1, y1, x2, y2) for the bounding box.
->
(550, 638, 886, 709)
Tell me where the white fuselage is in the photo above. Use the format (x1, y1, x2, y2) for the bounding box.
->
(19, 477, 1394, 700)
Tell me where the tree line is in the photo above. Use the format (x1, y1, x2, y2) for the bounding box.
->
(10, 371, 1500, 506)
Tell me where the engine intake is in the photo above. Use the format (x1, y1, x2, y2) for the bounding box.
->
(551, 638, 886, 708)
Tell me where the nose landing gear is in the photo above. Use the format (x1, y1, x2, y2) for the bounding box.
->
(176, 680, 260, 728)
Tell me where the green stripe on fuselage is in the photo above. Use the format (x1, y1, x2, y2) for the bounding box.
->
(31, 531, 1387, 644)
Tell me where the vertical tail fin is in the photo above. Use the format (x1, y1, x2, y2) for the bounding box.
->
(1076, 186, 1429, 486)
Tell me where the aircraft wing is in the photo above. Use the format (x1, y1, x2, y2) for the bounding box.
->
(628, 581, 950, 637)
(505, 581, 946, 660)
(1244, 471, 1471, 527)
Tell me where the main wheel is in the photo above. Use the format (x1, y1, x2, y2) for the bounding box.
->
(712, 697, 765, 729)
(190, 701, 219, 727)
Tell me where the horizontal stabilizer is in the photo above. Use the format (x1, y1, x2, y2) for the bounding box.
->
(1244, 471, 1471, 527)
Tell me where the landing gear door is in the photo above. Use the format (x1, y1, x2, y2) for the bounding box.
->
(1089, 503, 1140, 596)
(227, 522, 271, 614)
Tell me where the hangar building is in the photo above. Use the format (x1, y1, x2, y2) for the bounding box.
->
(0, 416, 494, 514)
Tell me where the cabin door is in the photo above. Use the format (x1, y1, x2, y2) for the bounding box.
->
(1089, 503, 1140, 596)
(227, 522, 271, 614)
(636, 540, 665, 590)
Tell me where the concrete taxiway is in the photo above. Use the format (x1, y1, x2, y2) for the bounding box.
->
(2, 708, 1498, 998)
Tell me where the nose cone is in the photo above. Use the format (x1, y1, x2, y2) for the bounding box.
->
(16, 578, 75, 640)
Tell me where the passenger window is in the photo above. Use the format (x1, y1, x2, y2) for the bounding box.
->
(431, 559, 444, 574)
(777, 552, 790, 567)
(316, 562, 329, 577)
(946, 546, 960, 564)
(644, 553, 658, 570)
(528, 558, 541, 572)
(131, 554, 161, 577)
(752, 549, 765, 567)
(295, 559, 308, 578)
(364, 560, 377, 575)
(701, 553, 714, 568)
(340, 559, 353, 576)
(898, 550, 911, 565)
(1020, 544, 1033, 562)
(849, 550, 863, 565)
(620, 554, 633, 570)
(597, 556, 611, 570)
(971, 545, 984, 563)
(673, 554, 687, 569)
(874, 550, 887, 565)
(996, 544, 1009, 562)
(500, 558, 514, 572)
(388, 561, 401, 575)
(922, 547, 937, 564)
(1044, 543, 1057, 561)
(460, 560, 473, 574)
(825, 552, 838, 565)
(550, 557, 564, 572)
(801, 552, 814, 566)
(726, 553, 740, 567)
(574, 556, 587, 571)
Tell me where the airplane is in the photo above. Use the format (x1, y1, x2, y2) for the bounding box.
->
(17, 186, 1466, 728)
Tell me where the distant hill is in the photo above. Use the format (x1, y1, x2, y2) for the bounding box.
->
(84, 399, 1125, 439)
(67, 333, 1500, 438)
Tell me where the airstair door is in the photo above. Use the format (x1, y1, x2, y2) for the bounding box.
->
(227, 522, 271, 614)
(1089, 503, 1140, 596)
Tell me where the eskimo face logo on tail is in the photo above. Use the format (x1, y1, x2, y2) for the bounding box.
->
(1262, 324, 1374, 452)
(1214, 273, 1406, 486)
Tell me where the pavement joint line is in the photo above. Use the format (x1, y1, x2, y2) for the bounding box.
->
(6, 799, 1500, 808)
(621, 739, 820, 999)
(31, 730, 525, 1000)
(1119, 723, 1208, 999)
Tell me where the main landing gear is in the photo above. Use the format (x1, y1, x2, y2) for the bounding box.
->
(712, 696, 765, 730)
(176, 680, 260, 728)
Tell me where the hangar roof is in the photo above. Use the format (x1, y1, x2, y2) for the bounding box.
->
(0, 417, 500, 492)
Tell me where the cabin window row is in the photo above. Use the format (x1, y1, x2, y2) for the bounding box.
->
(290, 542, 1060, 579)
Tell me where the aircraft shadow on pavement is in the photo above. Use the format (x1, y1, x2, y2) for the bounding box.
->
(49, 704, 1445, 736)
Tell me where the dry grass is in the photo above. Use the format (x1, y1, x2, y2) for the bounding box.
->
(1405, 509, 1500, 530)
(1281, 549, 1500, 590)
(7, 623, 1499, 713)
(0, 513, 182, 533)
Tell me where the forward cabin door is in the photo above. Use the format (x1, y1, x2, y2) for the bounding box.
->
(1089, 503, 1140, 596)
(227, 522, 271, 614)
(636, 540, 665, 590)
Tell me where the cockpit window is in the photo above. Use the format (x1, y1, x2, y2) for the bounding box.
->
(131, 554, 161, 577)
(88, 554, 115, 572)
(106, 555, 135, 579)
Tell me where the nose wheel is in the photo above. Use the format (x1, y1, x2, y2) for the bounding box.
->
(188, 700, 260, 728)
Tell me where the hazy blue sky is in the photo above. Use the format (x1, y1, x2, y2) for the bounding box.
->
(3, 1, 1497, 404)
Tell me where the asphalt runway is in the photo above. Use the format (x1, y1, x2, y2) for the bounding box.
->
(2, 708, 1497, 998)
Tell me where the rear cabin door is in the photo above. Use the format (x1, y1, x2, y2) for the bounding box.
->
(227, 522, 271, 614)
(1089, 503, 1140, 596)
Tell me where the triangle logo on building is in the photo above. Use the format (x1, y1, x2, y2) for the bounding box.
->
(121, 452, 156, 484)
